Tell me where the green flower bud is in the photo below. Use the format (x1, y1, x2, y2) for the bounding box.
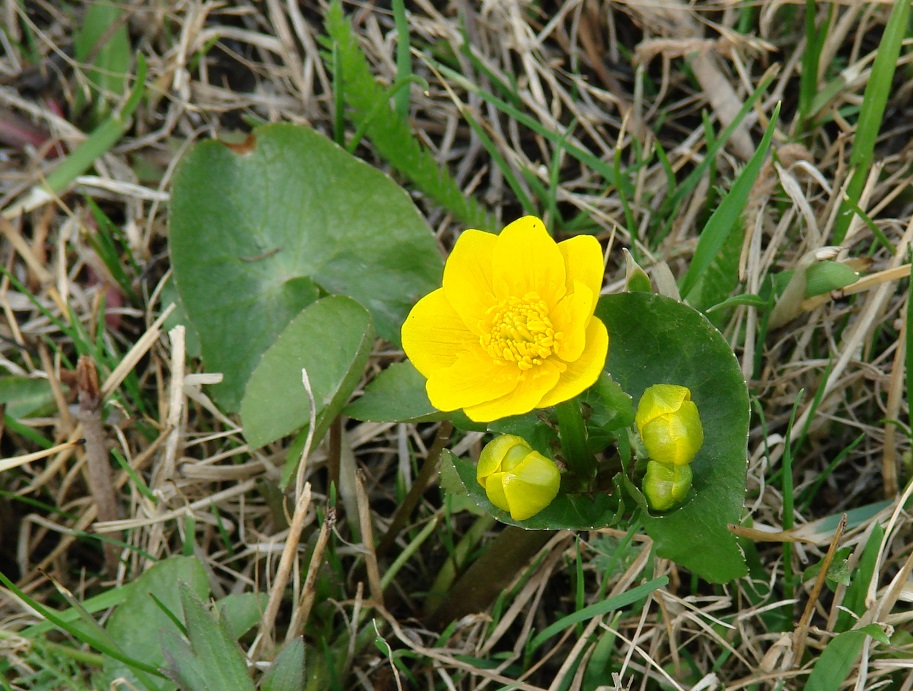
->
(635, 384, 703, 465)
(643, 460, 692, 511)
(476, 434, 560, 521)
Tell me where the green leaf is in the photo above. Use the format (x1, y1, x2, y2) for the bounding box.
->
(344, 361, 443, 423)
(582, 372, 635, 432)
(261, 637, 306, 691)
(159, 275, 202, 358)
(596, 292, 750, 582)
(805, 624, 890, 691)
(802, 547, 853, 587)
(804, 260, 859, 297)
(836, 522, 884, 632)
(623, 249, 652, 293)
(0, 376, 55, 419)
(101, 556, 209, 690)
(74, 1, 131, 122)
(216, 592, 268, 642)
(169, 123, 442, 410)
(439, 450, 469, 498)
(240, 296, 374, 454)
(161, 583, 255, 691)
(489, 412, 558, 458)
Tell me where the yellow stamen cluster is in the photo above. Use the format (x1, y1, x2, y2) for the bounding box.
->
(482, 294, 562, 370)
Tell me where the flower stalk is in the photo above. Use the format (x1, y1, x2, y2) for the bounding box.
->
(555, 398, 596, 484)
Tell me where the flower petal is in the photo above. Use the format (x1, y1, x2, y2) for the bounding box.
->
(502, 452, 561, 520)
(550, 280, 594, 362)
(426, 349, 520, 412)
(558, 234, 604, 312)
(444, 230, 498, 335)
(635, 384, 691, 430)
(538, 317, 609, 408)
(484, 472, 511, 513)
(492, 216, 566, 306)
(401, 288, 476, 378)
(442, 229, 497, 334)
(640, 400, 703, 465)
(463, 359, 562, 422)
(477, 434, 528, 484)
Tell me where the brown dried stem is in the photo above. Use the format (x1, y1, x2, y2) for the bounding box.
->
(75, 356, 119, 574)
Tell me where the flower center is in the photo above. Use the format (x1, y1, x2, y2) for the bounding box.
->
(481, 293, 561, 370)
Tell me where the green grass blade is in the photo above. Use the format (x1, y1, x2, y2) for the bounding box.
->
(462, 110, 536, 216)
(433, 60, 622, 192)
(832, 0, 910, 244)
(799, 0, 819, 126)
(391, 0, 411, 118)
(908, 269, 913, 436)
(656, 70, 776, 228)
(0, 571, 166, 680)
(3, 55, 146, 219)
(805, 624, 890, 691)
(323, 1, 496, 230)
(799, 1, 833, 132)
(43, 54, 146, 197)
(73, 0, 132, 123)
(680, 102, 781, 299)
(835, 522, 884, 633)
(529, 576, 668, 652)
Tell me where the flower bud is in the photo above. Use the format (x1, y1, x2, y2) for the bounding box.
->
(635, 384, 703, 465)
(476, 434, 560, 521)
(643, 460, 692, 511)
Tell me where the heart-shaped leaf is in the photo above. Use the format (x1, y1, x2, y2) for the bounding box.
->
(446, 293, 748, 581)
(345, 361, 443, 423)
(169, 123, 442, 410)
(240, 296, 374, 452)
(597, 292, 749, 582)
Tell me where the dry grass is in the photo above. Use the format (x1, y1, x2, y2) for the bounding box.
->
(2, 1, 913, 689)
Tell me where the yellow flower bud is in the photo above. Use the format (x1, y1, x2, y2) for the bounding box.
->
(476, 434, 560, 521)
(643, 460, 692, 511)
(635, 384, 703, 465)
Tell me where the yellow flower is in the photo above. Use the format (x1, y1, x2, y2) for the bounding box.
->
(476, 434, 560, 520)
(635, 384, 703, 466)
(401, 216, 609, 422)
(643, 460, 692, 511)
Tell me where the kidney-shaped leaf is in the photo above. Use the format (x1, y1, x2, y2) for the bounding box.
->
(597, 292, 749, 582)
(345, 361, 444, 423)
(240, 296, 374, 451)
(170, 123, 442, 410)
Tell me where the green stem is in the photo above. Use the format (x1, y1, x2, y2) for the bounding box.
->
(555, 398, 595, 482)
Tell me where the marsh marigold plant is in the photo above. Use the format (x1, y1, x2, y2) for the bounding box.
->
(402, 216, 609, 422)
